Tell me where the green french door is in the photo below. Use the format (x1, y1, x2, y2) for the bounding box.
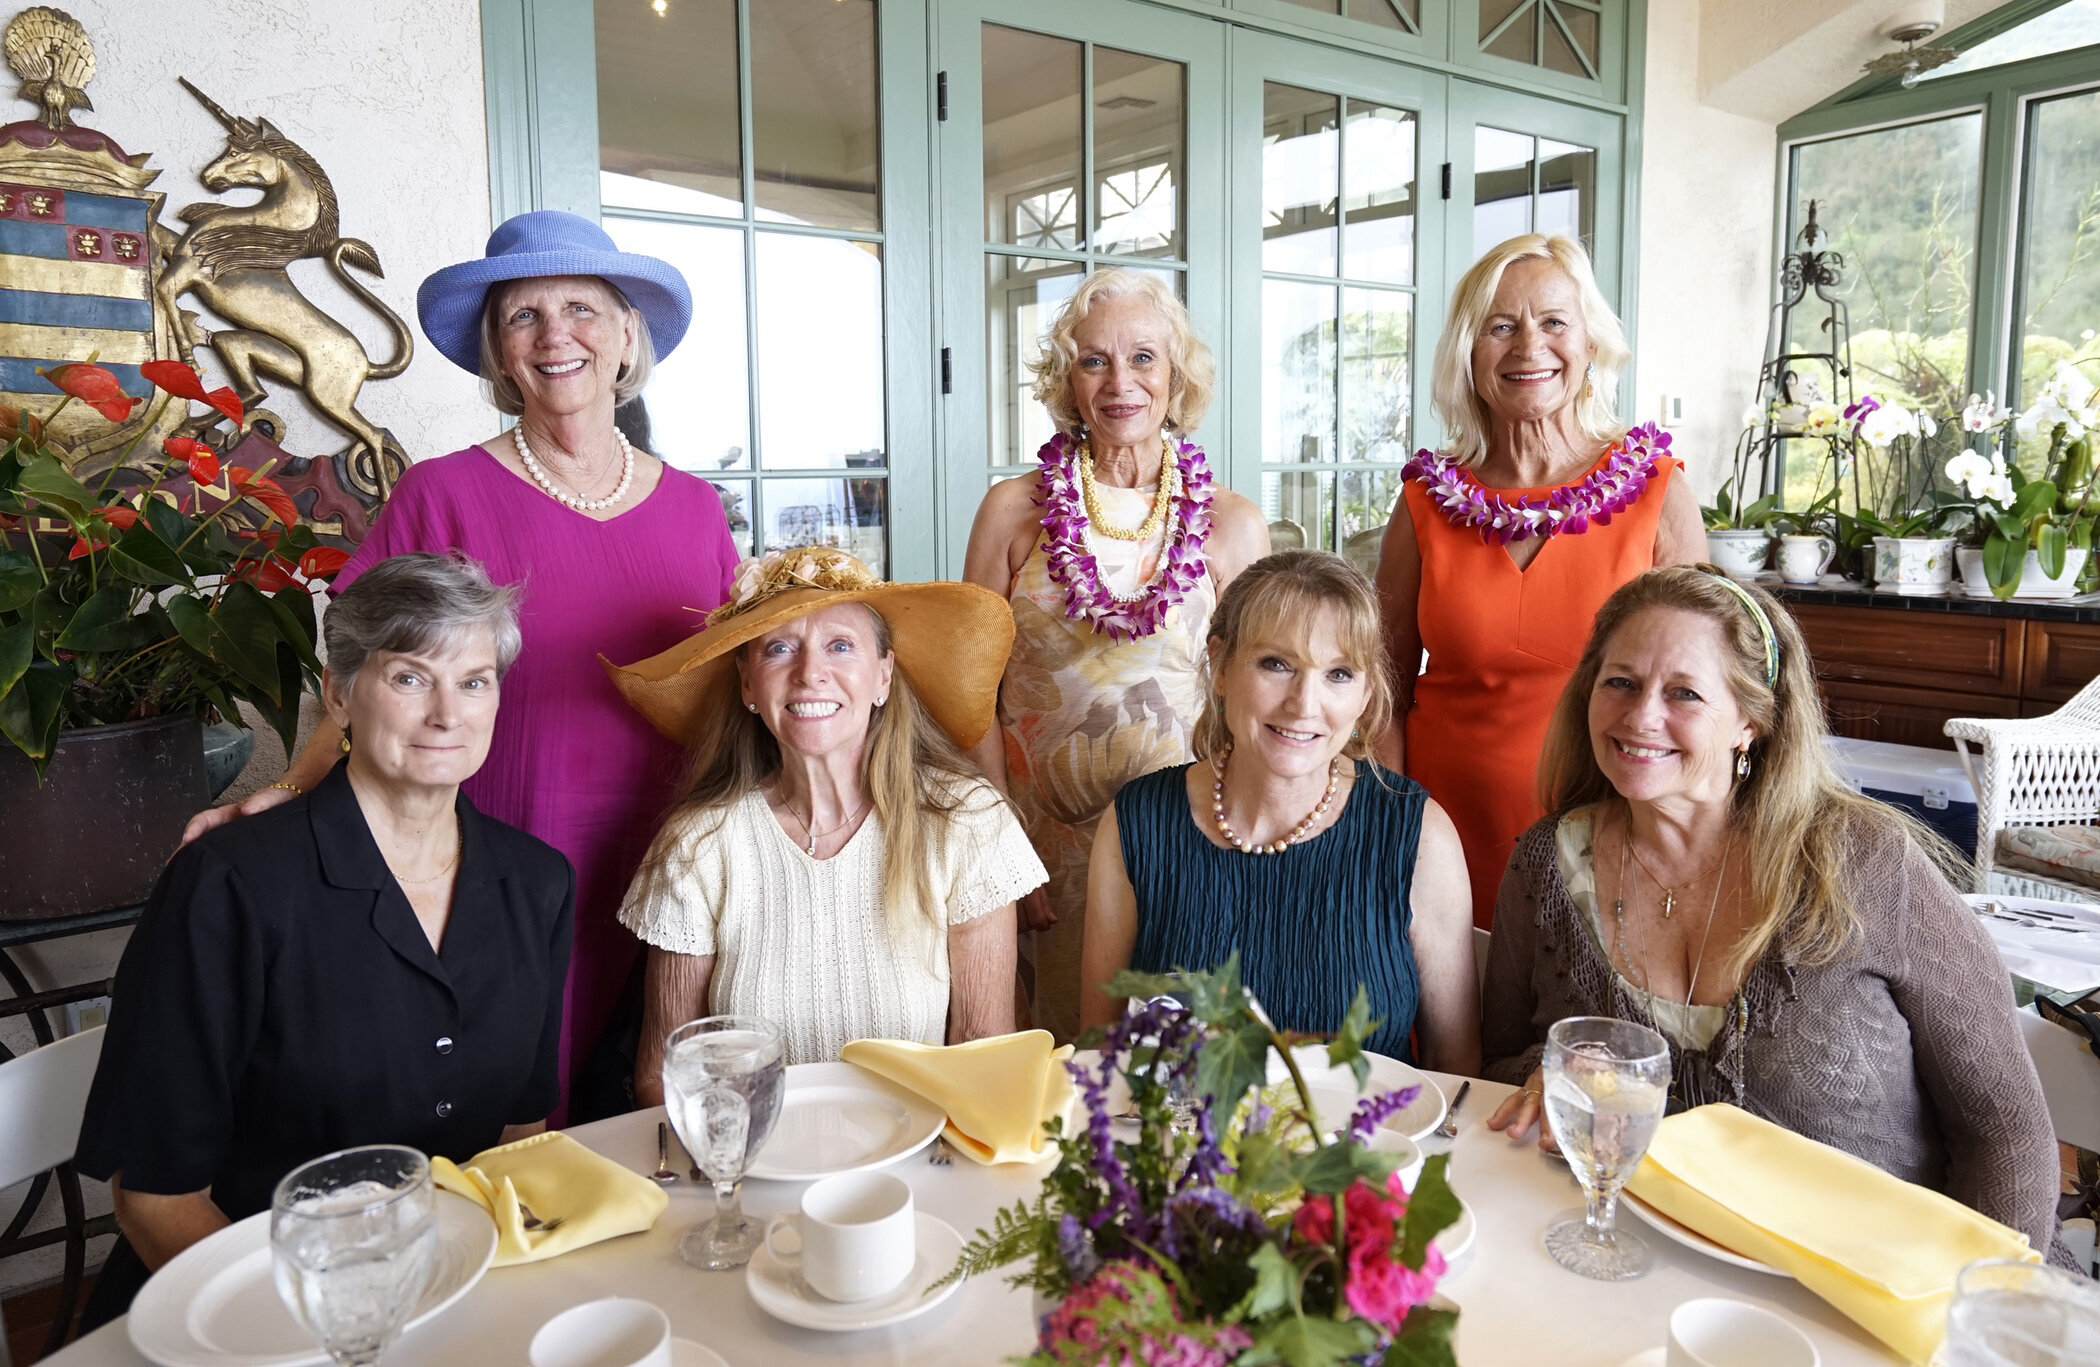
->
(933, 0, 1228, 572)
(1446, 77, 1626, 302)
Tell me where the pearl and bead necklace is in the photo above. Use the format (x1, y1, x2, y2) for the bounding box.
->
(512, 423, 634, 512)
(1211, 744, 1341, 855)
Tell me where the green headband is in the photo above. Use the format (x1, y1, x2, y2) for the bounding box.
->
(1705, 571, 1780, 687)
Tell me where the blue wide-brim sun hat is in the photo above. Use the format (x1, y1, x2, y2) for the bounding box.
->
(416, 210, 694, 375)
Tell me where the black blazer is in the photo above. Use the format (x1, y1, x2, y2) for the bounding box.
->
(77, 761, 574, 1223)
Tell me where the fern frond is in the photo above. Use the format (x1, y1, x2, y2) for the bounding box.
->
(930, 1195, 1050, 1292)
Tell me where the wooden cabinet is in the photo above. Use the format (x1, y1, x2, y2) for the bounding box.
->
(1787, 599, 2100, 748)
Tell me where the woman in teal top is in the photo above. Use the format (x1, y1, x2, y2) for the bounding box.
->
(1080, 551, 1480, 1074)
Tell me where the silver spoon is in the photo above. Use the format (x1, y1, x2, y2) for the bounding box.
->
(651, 1121, 679, 1185)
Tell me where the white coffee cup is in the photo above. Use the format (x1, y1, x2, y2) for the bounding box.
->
(1666, 1298, 1818, 1367)
(763, 1171, 915, 1302)
(528, 1298, 672, 1367)
(1776, 533, 1837, 585)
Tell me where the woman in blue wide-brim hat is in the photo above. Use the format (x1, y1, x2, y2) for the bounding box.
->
(185, 210, 742, 1125)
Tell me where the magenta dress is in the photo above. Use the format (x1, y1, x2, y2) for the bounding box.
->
(335, 447, 740, 1124)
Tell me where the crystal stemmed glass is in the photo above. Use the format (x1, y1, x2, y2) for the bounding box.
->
(1540, 1015, 1671, 1281)
(662, 1015, 786, 1270)
(1942, 1258, 2100, 1365)
(270, 1144, 437, 1366)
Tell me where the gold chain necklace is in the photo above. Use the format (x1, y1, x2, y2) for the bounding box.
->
(1078, 436, 1177, 542)
(786, 797, 870, 857)
(388, 827, 463, 886)
(1625, 836, 1730, 920)
(1609, 818, 1731, 1009)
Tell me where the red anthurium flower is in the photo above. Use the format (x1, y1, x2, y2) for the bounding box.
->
(229, 467, 299, 528)
(0, 403, 44, 443)
(38, 362, 137, 423)
(231, 556, 299, 592)
(67, 536, 100, 560)
(96, 506, 139, 530)
(140, 360, 244, 427)
(298, 546, 351, 581)
(164, 437, 221, 485)
(244, 526, 282, 550)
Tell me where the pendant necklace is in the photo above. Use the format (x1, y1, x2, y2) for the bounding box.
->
(1624, 836, 1730, 920)
(787, 797, 870, 857)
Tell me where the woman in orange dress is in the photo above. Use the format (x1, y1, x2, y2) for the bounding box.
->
(1375, 235, 1705, 929)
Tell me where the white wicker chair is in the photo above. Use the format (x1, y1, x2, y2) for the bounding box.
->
(1945, 672, 2100, 900)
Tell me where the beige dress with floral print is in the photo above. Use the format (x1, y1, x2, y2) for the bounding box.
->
(1000, 479, 1216, 1041)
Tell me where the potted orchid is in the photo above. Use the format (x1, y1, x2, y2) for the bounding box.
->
(1700, 404, 1787, 577)
(943, 958, 1461, 1367)
(1842, 395, 1964, 595)
(1943, 363, 2099, 599)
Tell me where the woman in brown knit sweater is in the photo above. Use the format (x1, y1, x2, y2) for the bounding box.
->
(1480, 566, 2069, 1263)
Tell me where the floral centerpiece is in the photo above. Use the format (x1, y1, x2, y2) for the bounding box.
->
(944, 958, 1462, 1367)
(0, 360, 345, 772)
(1941, 361, 2099, 598)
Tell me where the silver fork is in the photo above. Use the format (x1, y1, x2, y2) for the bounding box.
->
(1434, 1080, 1471, 1139)
(926, 1136, 953, 1166)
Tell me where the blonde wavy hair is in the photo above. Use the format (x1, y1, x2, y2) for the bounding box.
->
(1537, 566, 1963, 976)
(1194, 550, 1392, 765)
(628, 605, 987, 948)
(1431, 234, 1629, 468)
(1029, 268, 1216, 436)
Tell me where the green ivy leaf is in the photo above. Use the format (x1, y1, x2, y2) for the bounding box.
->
(108, 523, 191, 587)
(0, 550, 37, 615)
(0, 660, 66, 762)
(1292, 1138, 1401, 1196)
(1246, 1310, 1381, 1367)
(1380, 1306, 1460, 1367)
(53, 584, 143, 651)
(1177, 953, 1258, 1025)
(1397, 1155, 1463, 1271)
(1326, 986, 1380, 1089)
(1195, 1019, 1273, 1118)
(1239, 1240, 1299, 1321)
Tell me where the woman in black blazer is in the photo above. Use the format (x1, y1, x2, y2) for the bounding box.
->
(77, 552, 574, 1323)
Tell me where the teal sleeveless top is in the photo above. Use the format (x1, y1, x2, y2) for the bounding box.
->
(1115, 761, 1427, 1061)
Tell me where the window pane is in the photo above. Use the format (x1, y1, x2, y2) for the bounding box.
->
(596, 0, 741, 216)
(761, 476, 887, 577)
(1925, 0, 2100, 82)
(1094, 48, 1183, 258)
(984, 26, 1083, 250)
(603, 216, 749, 473)
(1341, 287, 1411, 460)
(709, 478, 756, 558)
(986, 255, 1084, 468)
(1265, 279, 1338, 463)
(1536, 137, 1595, 248)
(1263, 84, 1339, 277)
(1474, 126, 1534, 260)
(1482, 0, 1534, 63)
(1342, 102, 1415, 285)
(2015, 88, 2100, 471)
(1347, 0, 1415, 34)
(750, 0, 880, 231)
(1263, 469, 1335, 552)
(1785, 114, 1982, 501)
(755, 234, 885, 470)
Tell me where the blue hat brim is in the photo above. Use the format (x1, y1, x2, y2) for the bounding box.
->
(416, 247, 694, 375)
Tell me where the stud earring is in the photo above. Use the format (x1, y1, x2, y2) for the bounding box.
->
(1735, 745, 1753, 780)
(875, 696, 887, 707)
(745, 702, 758, 713)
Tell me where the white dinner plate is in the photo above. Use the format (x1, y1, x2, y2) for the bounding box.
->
(672, 1339, 729, 1367)
(128, 1189, 497, 1367)
(745, 1212, 965, 1331)
(1268, 1047, 1447, 1142)
(1620, 1189, 1787, 1278)
(746, 1060, 948, 1181)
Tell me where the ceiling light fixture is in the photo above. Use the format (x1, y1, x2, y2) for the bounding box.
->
(1862, 11, 1957, 88)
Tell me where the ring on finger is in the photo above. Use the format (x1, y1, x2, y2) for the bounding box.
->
(1519, 1088, 1541, 1101)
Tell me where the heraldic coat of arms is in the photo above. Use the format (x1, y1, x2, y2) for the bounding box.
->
(1, 5, 409, 542)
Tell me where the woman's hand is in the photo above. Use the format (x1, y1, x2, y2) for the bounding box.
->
(1017, 887, 1056, 932)
(1485, 1068, 1559, 1154)
(181, 783, 301, 846)
(180, 717, 346, 846)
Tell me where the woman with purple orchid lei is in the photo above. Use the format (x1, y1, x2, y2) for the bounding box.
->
(939, 960, 1462, 1367)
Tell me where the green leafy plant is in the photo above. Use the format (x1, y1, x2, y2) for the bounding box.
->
(0, 361, 347, 774)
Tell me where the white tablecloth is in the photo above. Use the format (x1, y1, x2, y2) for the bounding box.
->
(47, 1074, 1905, 1367)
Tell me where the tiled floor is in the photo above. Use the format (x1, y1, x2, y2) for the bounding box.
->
(2, 1273, 96, 1365)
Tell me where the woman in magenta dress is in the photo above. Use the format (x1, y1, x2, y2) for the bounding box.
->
(186, 212, 739, 1122)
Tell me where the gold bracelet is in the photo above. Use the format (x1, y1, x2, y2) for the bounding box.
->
(267, 780, 304, 796)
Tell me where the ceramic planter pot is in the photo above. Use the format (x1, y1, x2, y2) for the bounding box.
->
(1956, 546, 2091, 600)
(1871, 536, 1957, 596)
(1705, 529, 1770, 578)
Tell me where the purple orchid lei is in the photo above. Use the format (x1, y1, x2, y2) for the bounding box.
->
(1037, 431, 1214, 642)
(1400, 421, 1672, 545)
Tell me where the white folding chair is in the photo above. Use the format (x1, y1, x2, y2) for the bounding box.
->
(0, 1026, 106, 1365)
(2016, 1007, 2100, 1274)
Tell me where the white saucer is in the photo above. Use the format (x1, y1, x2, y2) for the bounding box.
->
(745, 1212, 965, 1331)
(1434, 1195, 1476, 1262)
(673, 1339, 729, 1367)
(1618, 1350, 1667, 1367)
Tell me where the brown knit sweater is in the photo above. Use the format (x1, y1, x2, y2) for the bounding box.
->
(1481, 810, 2073, 1266)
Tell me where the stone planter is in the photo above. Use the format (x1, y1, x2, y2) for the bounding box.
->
(1957, 546, 2091, 600)
(1870, 536, 1957, 596)
(1705, 529, 1770, 578)
(0, 713, 207, 919)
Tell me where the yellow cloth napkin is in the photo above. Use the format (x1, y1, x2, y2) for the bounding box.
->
(840, 1031, 1076, 1164)
(1625, 1103, 2037, 1364)
(431, 1131, 669, 1267)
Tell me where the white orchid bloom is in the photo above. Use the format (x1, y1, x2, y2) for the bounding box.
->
(1981, 473, 2016, 506)
(1962, 393, 1996, 432)
(2054, 360, 2096, 410)
(1856, 405, 1909, 448)
(1916, 410, 1937, 438)
(1945, 449, 1992, 489)
(1740, 403, 1764, 429)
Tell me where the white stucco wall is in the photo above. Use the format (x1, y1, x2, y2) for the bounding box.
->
(1633, 0, 1782, 502)
(0, 0, 492, 1303)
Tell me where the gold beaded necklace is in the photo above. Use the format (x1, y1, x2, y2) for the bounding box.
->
(1078, 435, 1178, 542)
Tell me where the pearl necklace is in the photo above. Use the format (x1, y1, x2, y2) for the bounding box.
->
(1211, 745, 1341, 855)
(511, 424, 634, 512)
(1078, 436, 1178, 542)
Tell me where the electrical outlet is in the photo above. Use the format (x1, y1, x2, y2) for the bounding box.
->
(1660, 395, 1685, 427)
(65, 996, 111, 1033)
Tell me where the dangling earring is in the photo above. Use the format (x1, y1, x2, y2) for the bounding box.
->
(339, 732, 352, 755)
(1735, 745, 1753, 780)
(1582, 362, 1596, 403)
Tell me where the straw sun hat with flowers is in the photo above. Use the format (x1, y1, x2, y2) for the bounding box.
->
(603, 547, 1016, 750)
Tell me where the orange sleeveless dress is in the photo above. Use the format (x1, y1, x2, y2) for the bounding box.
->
(1402, 447, 1678, 929)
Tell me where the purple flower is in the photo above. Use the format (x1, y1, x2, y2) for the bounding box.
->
(1346, 1084, 1423, 1142)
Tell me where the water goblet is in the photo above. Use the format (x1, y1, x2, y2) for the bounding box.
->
(1942, 1257, 2100, 1365)
(662, 1015, 786, 1269)
(1541, 1015, 1671, 1281)
(270, 1144, 437, 1366)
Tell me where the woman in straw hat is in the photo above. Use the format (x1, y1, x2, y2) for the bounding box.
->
(609, 548, 1048, 1081)
(182, 210, 740, 1124)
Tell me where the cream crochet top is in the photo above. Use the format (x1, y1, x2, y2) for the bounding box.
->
(619, 777, 1047, 1066)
